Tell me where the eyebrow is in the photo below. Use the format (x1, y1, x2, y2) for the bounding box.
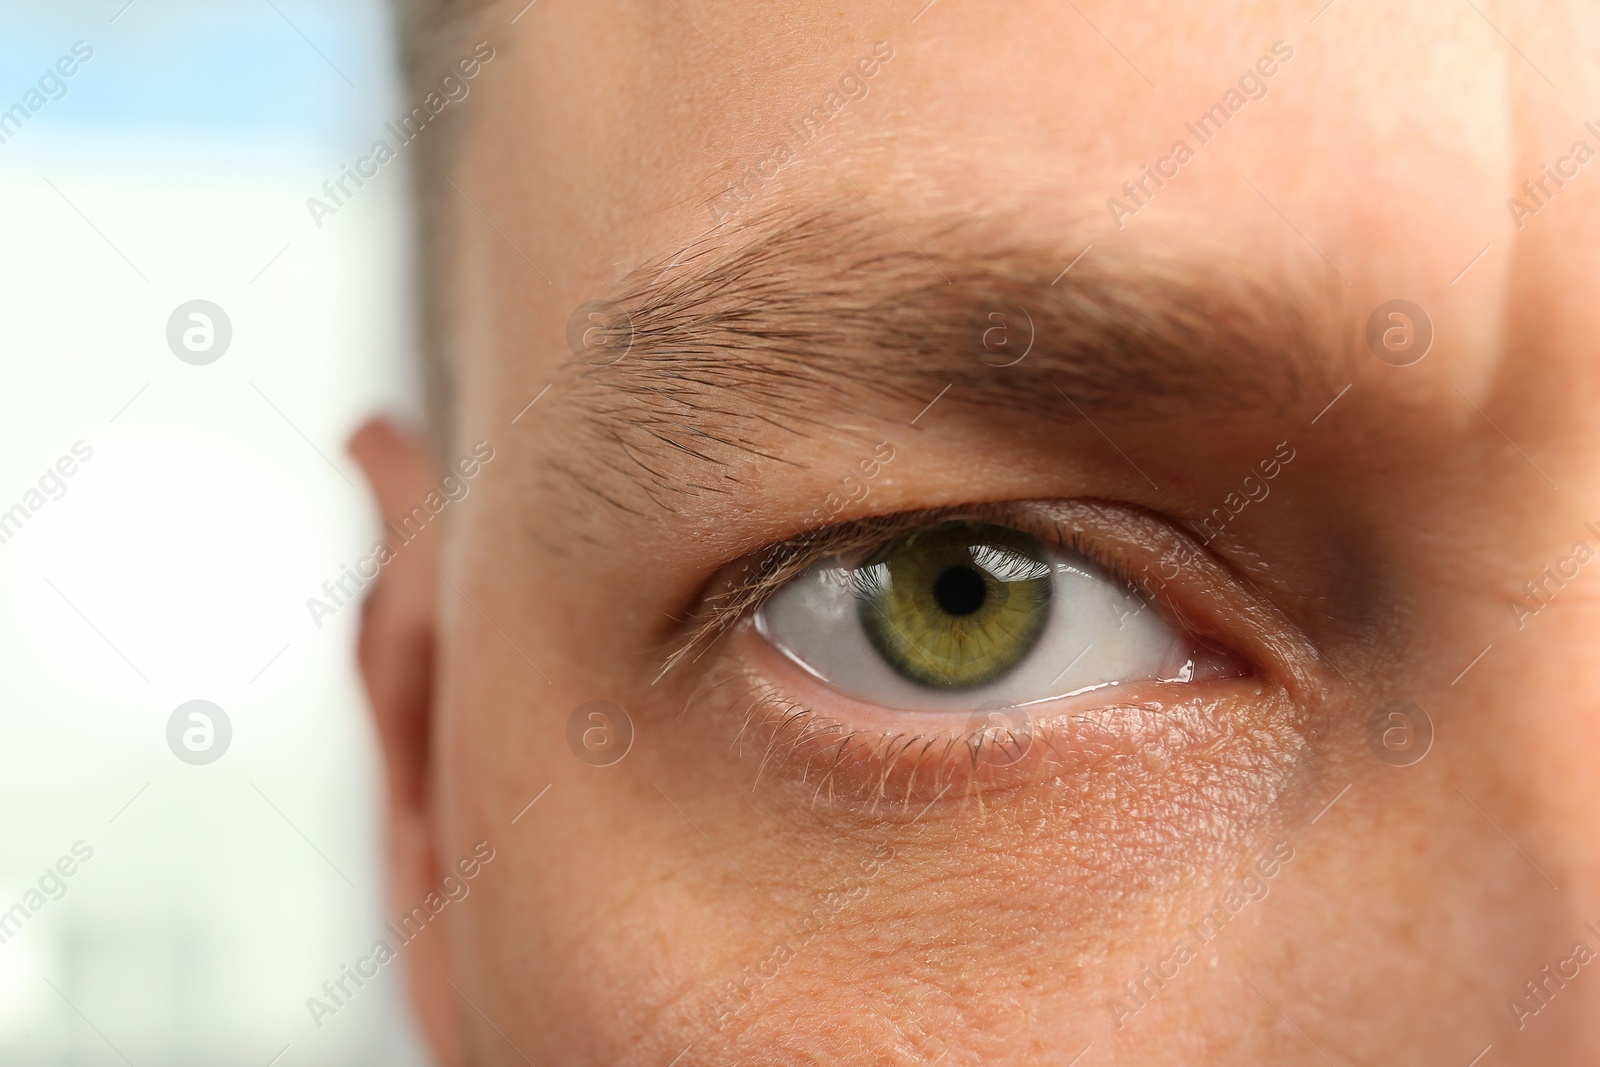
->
(551, 207, 1346, 511)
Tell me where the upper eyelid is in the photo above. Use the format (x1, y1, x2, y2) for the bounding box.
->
(661, 499, 1229, 680)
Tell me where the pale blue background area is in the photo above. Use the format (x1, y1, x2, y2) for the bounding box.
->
(0, 1, 371, 140)
(0, 2, 432, 1064)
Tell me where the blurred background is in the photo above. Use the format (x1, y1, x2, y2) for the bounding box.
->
(0, 1, 432, 1063)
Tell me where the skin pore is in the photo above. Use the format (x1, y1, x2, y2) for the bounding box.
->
(352, 1, 1600, 1063)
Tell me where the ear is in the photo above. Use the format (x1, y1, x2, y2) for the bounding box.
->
(348, 417, 461, 1066)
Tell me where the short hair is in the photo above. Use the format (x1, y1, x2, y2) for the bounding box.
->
(391, 0, 496, 453)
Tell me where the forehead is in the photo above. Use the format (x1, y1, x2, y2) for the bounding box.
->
(468, 0, 1515, 293)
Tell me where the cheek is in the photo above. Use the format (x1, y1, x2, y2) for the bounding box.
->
(465, 660, 1317, 1059)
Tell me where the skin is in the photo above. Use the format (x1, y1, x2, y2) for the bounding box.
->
(351, 1, 1600, 1063)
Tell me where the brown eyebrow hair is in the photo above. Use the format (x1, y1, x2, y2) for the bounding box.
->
(549, 206, 1349, 514)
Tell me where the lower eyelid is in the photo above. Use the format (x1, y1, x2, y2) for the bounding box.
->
(694, 654, 1321, 936)
(723, 618, 1284, 804)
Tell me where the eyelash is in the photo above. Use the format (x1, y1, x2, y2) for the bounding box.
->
(660, 498, 1248, 691)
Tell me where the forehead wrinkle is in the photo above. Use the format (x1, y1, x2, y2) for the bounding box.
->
(547, 205, 1347, 513)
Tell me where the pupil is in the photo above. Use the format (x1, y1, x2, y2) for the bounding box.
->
(933, 565, 987, 616)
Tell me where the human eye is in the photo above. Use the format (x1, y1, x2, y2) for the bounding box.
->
(755, 517, 1237, 713)
(681, 498, 1313, 803)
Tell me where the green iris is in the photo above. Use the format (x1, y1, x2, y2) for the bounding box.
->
(854, 522, 1053, 688)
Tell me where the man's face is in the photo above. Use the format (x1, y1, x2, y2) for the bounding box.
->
(357, 1, 1600, 1063)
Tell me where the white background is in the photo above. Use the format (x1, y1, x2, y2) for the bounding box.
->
(0, 1, 433, 1063)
